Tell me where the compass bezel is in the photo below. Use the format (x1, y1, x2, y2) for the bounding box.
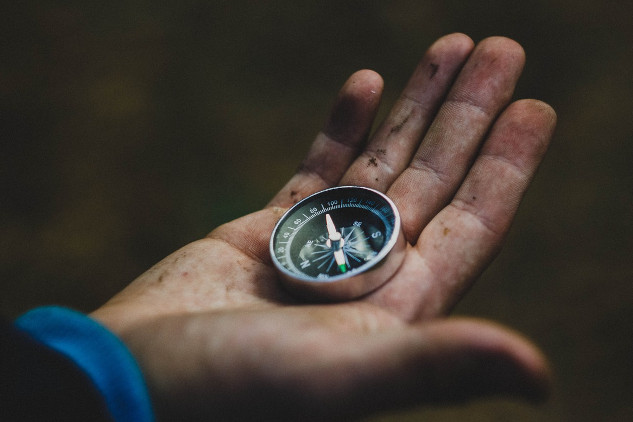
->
(270, 186, 406, 301)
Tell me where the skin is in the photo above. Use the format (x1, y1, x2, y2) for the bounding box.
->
(91, 34, 557, 421)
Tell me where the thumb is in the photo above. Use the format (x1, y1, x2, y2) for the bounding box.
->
(320, 317, 551, 419)
(400, 318, 551, 404)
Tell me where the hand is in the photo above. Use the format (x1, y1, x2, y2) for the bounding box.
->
(92, 34, 557, 421)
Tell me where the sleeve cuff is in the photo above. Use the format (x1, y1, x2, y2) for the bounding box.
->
(15, 306, 154, 422)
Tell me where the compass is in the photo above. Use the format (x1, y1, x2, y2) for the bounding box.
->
(270, 186, 405, 301)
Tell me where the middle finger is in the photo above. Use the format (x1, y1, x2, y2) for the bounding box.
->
(340, 33, 474, 190)
(388, 37, 526, 242)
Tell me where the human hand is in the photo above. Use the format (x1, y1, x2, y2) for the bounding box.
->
(92, 34, 557, 421)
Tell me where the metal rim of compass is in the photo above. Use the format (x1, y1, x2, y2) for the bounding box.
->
(269, 186, 406, 301)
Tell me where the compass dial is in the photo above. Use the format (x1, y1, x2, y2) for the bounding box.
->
(270, 186, 405, 301)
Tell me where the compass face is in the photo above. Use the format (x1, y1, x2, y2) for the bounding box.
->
(270, 186, 405, 300)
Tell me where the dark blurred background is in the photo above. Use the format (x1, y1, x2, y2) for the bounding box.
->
(2, 1, 632, 420)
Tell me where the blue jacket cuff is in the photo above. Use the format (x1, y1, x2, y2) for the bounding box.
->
(15, 306, 154, 422)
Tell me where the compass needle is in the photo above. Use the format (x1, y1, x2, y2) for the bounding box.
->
(325, 214, 338, 239)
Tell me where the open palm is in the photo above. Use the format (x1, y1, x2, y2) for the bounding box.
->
(92, 34, 556, 421)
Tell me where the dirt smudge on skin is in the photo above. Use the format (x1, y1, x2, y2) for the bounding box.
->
(430, 62, 439, 78)
(368, 149, 386, 169)
(238, 258, 252, 273)
(390, 109, 411, 134)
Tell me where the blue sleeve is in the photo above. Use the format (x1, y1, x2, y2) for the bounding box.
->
(12, 306, 154, 422)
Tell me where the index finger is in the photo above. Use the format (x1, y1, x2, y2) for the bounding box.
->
(267, 70, 383, 208)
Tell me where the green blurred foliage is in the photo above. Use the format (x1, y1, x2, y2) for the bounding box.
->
(2, 1, 633, 420)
